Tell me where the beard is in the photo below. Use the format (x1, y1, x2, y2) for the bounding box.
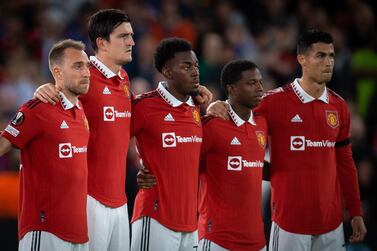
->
(68, 79, 90, 95)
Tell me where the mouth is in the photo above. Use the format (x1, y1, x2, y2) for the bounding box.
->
(80, 79, 90, 85)
(192, 81, 200, 87)
(254, 94, 263, 101)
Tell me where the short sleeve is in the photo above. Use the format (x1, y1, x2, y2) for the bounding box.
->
(1, 103, 41, 149)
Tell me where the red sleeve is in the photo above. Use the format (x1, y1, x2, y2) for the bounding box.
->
(254, 96, 270, 133)
(1, 104, 41, 149)
(336, 102, 362, 218)
(199, 117, 214, 173)
(131, 101, 146, 138)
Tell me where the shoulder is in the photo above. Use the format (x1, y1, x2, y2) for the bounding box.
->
(327, 88, 346, 104)
(254, 114, 267, 124)
(21, 98, 49, 113)
(201, 115, 230, 130)
(132, 90, 160, 107)
(262, 83, 293, 100)
(201, 115, 217, 127)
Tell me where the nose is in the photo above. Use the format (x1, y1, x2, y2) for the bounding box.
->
(325, 55, 334, 66)
(191, 66, 199, 77)
(256, 81, 263, 92)
(127, 36, 135, 46)
(83, 67, 90, 78)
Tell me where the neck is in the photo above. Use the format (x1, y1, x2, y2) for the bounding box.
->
(96, 53, 122, 76)
(166, 83, 189, 102)
(228, 99, 250, 122)
(299, 74, 326, 99)
(58, 84, 78, 106)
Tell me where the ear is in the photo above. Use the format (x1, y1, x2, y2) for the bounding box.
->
(53, 66, 63, 80)
(96, 37, 107, 51)
(162, 66, 173, 80)
(227, 84, 235, 96)
(297, 54, 306, 67)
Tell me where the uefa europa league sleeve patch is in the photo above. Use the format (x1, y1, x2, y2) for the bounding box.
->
(11, 111, 25, 126)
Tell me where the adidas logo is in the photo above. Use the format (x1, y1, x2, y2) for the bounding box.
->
(103, 86, 111, 95)
(291, 114, 303, 123)
(230, 137, 241, 145)
(60, 120, 69, 129)
(164, 113, 175, 122)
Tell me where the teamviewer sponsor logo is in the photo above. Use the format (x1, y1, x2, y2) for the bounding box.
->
(59, 143, 87, 158)
(290, 136, 336, 151)
(290, 136, 305, 151)
(59, 143, 72, 158)
(162, 133, 176, 147)
(104, 106, 115, 121)
(227, 156, 242, 171)
(103, 106, 131, 121)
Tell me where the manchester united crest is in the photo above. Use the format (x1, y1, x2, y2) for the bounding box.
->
(192, 109, 201, 125)
(83, 115, 90, 131)
(123, 84, 130, 99)
(256, 131, 266, 149)
(325, 110, 339, 128)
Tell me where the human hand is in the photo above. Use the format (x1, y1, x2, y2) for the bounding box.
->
(136, 166, 156, 189)
(193, 85, 213, 105)
(349, 216, 367, 243)
(206, 100, 229, 120)
(34, 83, 60, 105)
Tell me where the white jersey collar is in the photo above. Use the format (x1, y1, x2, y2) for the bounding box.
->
(90, 56, 124, 79)
(226, 100, 256, 127)
(292, 78, 329, 104)
(157, 81, 195, 107)
(59, 92, 81, 110)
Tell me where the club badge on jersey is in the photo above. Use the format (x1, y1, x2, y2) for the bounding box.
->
(256, 131, 266, 149)
(325, 110, 339, 128)
(192, 108, 201, 126)
(83, 115, 90, 131)
(123, 84, 130, 99)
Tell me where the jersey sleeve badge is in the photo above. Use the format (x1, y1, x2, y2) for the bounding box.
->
(11, 111, 25, 126)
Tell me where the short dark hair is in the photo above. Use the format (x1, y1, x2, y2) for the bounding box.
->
(221, 59, 258, 95)
(48, 39, 85, 73)
(88, 9, 131, 52)
(297, 29, 333, 54)
(154, 38, 192, 73)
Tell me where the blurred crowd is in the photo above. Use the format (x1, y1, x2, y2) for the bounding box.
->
(0, 0, 376, 250)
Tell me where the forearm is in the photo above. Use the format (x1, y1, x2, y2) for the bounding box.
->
(336, 144, 362, 217)
(0, 136, 12, 157)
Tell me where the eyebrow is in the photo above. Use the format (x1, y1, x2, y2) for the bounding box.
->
(180, 60, 198, 65)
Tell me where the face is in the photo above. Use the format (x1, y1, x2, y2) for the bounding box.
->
(299, 42, 334, 84)
(229, 68, 263, 109)
(104, 22, 135, 65)
(58, 48, 91, 96)
(166, 50, 200, 96)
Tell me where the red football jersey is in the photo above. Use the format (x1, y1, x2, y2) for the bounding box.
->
(1, 93, 89, 243)
(199, 103, 266, 251)
(254, 79, 362, 234)
(80, 56, 132, 207)
(131, 82, 202, 232)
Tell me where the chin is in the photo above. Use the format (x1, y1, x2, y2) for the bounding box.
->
(189, 89, 200, 96)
